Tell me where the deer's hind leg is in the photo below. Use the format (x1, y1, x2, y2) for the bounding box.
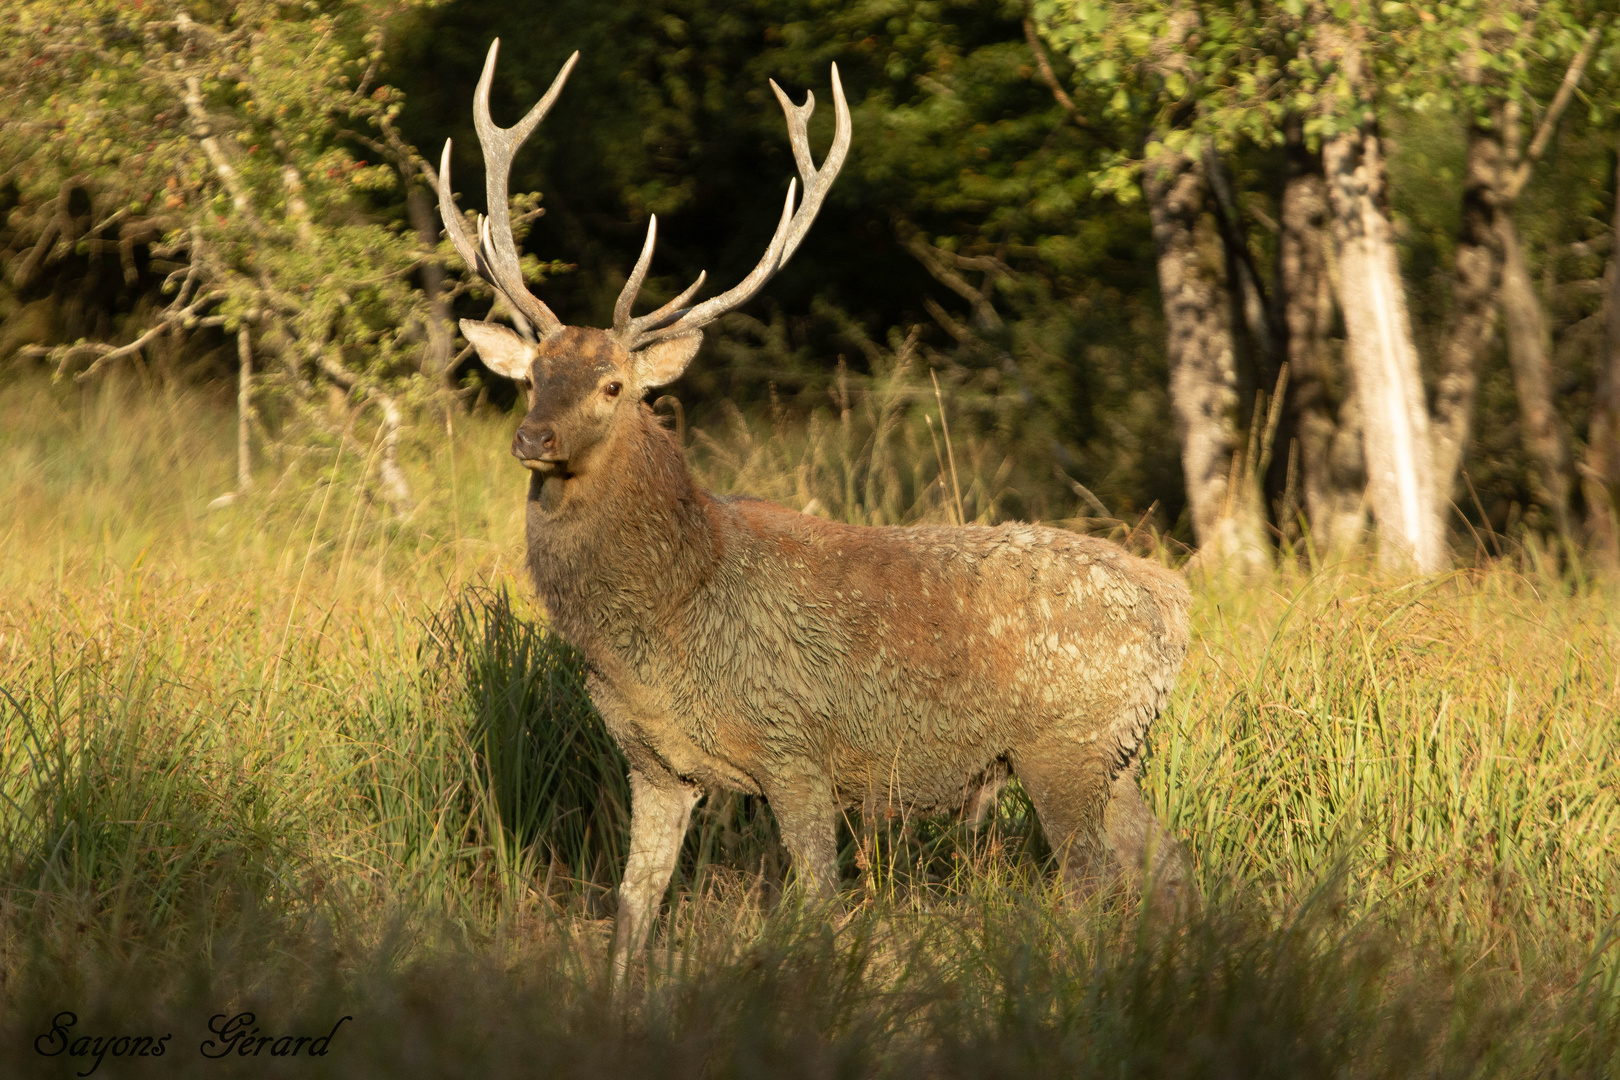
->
(1102, 750, 1197, 916)
(1013, 733, 1195, 915)
(765, 772, 839, 902)
(1008, 736, 1114, 900)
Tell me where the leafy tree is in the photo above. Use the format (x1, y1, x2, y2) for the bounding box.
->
(1030, 0, 1293, 571)
(0, 0, 469, 507)
(1032, 0, 1620, 569)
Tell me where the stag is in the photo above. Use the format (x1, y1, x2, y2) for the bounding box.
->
(437, 41, 1195, 979)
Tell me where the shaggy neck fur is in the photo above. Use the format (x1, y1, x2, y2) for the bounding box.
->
(524, 404, 720, 663)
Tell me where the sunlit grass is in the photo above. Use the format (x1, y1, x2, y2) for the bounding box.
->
(1, 370, 1617, 1077)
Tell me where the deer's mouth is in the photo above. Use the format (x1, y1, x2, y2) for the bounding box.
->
(520, 457, 572, 477)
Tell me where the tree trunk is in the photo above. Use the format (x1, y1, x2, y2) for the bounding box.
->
(236, 326, 253, 492)
(407, 183, 453, 382)
(1585, 154, 1620, 560)
(1144, 147, 1269, 574)
(1432, 120, 1502, 505)
(1322, 123, 1448, 572)
(1437, 19, 1594, 546)
(1498, 217, 1574, 538)
(1278, 126, 1366, 556)
(1204, 145, 1274, 371)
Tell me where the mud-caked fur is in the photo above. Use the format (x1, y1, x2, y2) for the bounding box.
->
(466, 320, 1196, 976)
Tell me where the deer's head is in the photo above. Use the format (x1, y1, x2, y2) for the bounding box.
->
(437, 41, 849, 485)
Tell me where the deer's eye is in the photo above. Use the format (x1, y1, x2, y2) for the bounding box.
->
(604, 381, 623, 398)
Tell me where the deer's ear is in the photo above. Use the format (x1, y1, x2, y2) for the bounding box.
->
(460, 319, 539, 382)
(633, 331, 703, 388)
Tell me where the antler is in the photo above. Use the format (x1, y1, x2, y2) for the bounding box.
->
(436, 40, 577, 339)
(613, 64, 852, 351)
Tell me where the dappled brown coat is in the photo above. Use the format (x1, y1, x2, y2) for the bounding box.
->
(523, 392, 1194, 915)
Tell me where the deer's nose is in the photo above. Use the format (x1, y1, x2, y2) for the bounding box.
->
(512, 426, 559, 460)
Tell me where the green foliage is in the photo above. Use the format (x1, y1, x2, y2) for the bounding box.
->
(0, 0, 460, 447)
(1030, 0, 1619, 177)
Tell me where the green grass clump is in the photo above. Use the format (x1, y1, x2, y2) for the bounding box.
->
(1, 371, 1617, 1077)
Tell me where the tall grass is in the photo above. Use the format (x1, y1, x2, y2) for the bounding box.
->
(1, 368, 1617, 1077)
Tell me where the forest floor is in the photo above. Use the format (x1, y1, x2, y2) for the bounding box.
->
(1, 372, 1617, 1078)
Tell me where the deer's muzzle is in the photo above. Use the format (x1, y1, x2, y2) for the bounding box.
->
(512, 426, 565, 470)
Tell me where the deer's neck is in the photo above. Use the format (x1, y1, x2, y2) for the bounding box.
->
(524, 407, 719, 656)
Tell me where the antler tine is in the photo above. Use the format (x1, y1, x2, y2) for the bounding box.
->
(773, 63, 851, 267)
(463, 40, 579, 338)
(436, 139, 484, 279)
(628, 270, 707, 334)
(438, 143, 537, 328)
(628, 182, 796, 349)
(473, 40, 577, 156)
(613, 215, 660, 331)
(612, 211, 713, 337)
(626, 64, 850, 350)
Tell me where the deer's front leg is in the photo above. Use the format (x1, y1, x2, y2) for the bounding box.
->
(613, 768, 701, 986)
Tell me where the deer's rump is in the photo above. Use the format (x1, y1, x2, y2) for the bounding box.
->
(656, 500, 1192, 813)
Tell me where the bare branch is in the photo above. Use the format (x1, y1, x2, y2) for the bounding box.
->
(922, 295, 974, 345)
(183, 74, 257, 222)
(60, 286, 227, 381)
(1507, 23, 1600, 199)
(355, 42, 383, 100)
(85, 206, 131, 240)
(1023, 18, 1084, 127)
(901, 230, 1002, 331)
(12, 213, 61, 290)
(171, 231, 204, 307)
(926, 246, 1014, 278)
(1021, 9, 1136, 148)
(68, 322, 170, 382)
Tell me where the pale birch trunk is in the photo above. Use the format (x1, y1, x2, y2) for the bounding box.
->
(206, 327, 255, 510)
(1322, 124, 1447, 572)
(1144, 147, 1269, 574)
(1278, 126, 1366, 556)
